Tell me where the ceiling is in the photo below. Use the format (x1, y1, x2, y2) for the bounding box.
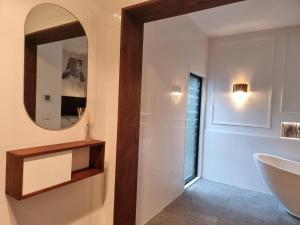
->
(63, 37, 88, 55)
(188, 0, 300, 37)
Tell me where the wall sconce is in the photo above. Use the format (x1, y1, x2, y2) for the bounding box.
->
(171, 86, 182, 97)
(233, 83, 248, 93)
(232, 83, 248, 105)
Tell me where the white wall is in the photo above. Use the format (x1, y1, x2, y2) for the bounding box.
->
(137, 16, 208, 225)
(36, 42, 63, 129)
(204, 26, 300, 194)
(0, 0, 112, 224)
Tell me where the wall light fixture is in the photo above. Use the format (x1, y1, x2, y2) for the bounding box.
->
(233, 83, 248, 93)
(232, 83, 248, 106)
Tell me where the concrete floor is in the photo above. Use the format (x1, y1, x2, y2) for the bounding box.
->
(146, 179, 300, 225)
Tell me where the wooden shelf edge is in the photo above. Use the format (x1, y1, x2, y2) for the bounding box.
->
(8, 139, 105, 158)
(17, 168, 103, 200)
(72, 168, 103, 181)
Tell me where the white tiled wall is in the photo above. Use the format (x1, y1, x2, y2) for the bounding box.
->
(136, 16, 208, 225)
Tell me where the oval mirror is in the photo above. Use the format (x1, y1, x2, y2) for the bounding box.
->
(24, 4, 88, 130)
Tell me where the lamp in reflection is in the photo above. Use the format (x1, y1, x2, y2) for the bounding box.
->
(171, 85, 182, 104)
(171, 86, 182, 96)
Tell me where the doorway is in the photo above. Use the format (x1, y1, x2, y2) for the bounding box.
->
(114, 1, 244, 224)
(184, 74, 202, 185)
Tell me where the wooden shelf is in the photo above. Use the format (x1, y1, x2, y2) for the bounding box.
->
(72, 168, 103, 181)
(6, 139, 105, 200)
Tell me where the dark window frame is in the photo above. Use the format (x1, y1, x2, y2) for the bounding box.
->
(184, 73, 202, 185)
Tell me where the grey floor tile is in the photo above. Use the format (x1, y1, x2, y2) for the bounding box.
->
(146, 180, 300, 225)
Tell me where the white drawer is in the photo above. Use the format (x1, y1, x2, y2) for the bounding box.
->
(22, 151, 72, 195)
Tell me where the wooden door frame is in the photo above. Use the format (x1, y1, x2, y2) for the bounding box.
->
(114, 1, 244, 225)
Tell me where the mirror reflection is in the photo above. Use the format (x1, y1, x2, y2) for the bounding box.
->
(24, 3, 88, 130)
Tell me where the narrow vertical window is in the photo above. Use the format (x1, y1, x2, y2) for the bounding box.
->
(184, 74, 202, 184)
